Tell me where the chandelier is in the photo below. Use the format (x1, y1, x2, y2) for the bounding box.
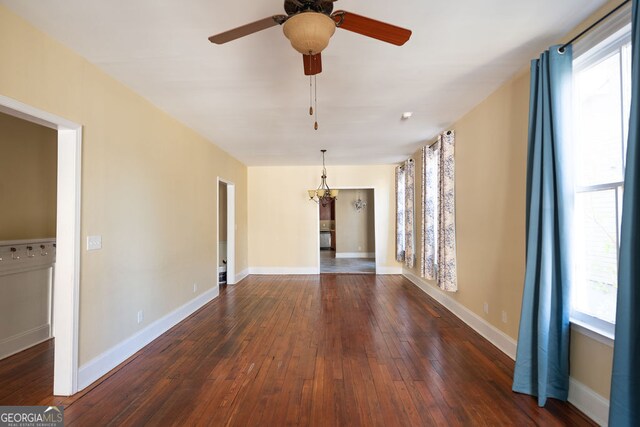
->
(354, 196, 367, 212)
(308, 149, 338, 206)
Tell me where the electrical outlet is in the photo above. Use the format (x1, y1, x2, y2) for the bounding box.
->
(501, 310, 508, 323)
(87, 235, 102, 251)
(483, 302, 489, 314)
(137, 310, 144, 324)
(193, 283, 198, 293)
(358, 246, 362, 251)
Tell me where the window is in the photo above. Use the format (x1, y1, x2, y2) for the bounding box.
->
(571, 9, 631, 337)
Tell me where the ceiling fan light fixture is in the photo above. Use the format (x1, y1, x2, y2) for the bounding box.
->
(283, 12, 336, 55)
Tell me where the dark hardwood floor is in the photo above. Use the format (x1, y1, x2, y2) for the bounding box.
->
(0, 275, 595, 426)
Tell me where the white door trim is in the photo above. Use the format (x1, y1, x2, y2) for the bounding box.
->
(0, 94, 82, 396)
(217, 178, 236, 285)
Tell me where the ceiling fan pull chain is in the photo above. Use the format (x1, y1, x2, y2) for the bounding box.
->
(314, 74, 319, 130)
(309, 74, 313, 116)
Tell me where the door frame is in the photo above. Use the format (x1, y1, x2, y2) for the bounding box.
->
(0, 94, 82, 396)
(217, 178, 236, 285)
(317, 186, 377, 273)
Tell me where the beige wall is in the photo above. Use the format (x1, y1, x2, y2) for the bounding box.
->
(0, 112, 57, 240)
(0, 6, 248, 365)
(406, 72, 529, 339)
(335, 189, 375, 254)
(248, 165, 396, 271)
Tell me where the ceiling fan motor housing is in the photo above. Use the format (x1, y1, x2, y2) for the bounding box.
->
(284, 0, 334, 16)
(283, 12, 336, 55)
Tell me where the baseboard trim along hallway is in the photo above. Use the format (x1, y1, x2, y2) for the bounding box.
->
(248, 267, 320, 275)
(77, 286, 220, 391)
(402, 270, 610, 426)
(0, 324, 51, 361)
(235, 269, 249, 284)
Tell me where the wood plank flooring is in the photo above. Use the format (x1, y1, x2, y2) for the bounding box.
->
(0, 275, 595, 426)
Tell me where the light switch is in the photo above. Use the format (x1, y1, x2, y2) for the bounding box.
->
(87, 235, 102, 251)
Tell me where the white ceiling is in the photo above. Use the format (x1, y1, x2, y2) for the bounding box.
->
(0, 0, 607, 165)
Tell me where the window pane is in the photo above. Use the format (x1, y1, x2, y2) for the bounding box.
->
(573, 190, 618, 323)
(575, 52, 624, 186)
(622, 41, 632, 165)
(618, 185, 624, 240)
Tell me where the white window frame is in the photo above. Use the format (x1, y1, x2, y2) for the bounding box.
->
(570, 3, 632, 345)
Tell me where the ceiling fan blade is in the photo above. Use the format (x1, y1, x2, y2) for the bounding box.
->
(303, 53, 322, 76)
(331, 10, 411, 46)
(208, 15, 287, 44)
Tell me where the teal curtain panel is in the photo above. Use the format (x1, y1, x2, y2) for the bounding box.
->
(609, 0, 640, 424)
(512, 45, 573, 407)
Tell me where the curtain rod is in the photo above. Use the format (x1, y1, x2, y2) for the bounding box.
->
(427, 130, 452, 148)
(558, 0, 630, 53)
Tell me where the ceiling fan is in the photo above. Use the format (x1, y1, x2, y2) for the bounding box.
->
(208, 0, 412, 76)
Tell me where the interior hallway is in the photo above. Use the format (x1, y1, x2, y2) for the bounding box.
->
(0, 275, 594, 425)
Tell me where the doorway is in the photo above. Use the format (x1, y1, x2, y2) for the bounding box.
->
(319, 188, 376, 274)
(0, 95, 82, 396)
(217, 178, 235, 285)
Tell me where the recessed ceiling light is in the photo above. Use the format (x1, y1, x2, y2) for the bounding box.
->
(401, 112, 413, 120)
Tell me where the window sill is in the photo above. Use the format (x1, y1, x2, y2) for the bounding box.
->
(570, 318, 614, 348)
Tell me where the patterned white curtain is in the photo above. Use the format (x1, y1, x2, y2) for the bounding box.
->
(421, 145, 438, 280)
(395, 160, 415, 267)
(395, 166, 406, 262)
(438, 131, 457, 291)
(420, 131, 457, 291)
(404, 159, 415, 268)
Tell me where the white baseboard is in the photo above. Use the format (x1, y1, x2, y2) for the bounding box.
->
(403, 270, 517, 358)
(247, 266, 401, 275)
(245, 266, 402, 275)
(568, 378, 610, 426)
(77, 286, 220, 391)
(235, 269, 249, 283)
(335, 252, 375, 259)
(248, 267, 319, 275)
(402, 269, 610, 425)
(0, 324, 51, 361)
(376, 266, 403, 275)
